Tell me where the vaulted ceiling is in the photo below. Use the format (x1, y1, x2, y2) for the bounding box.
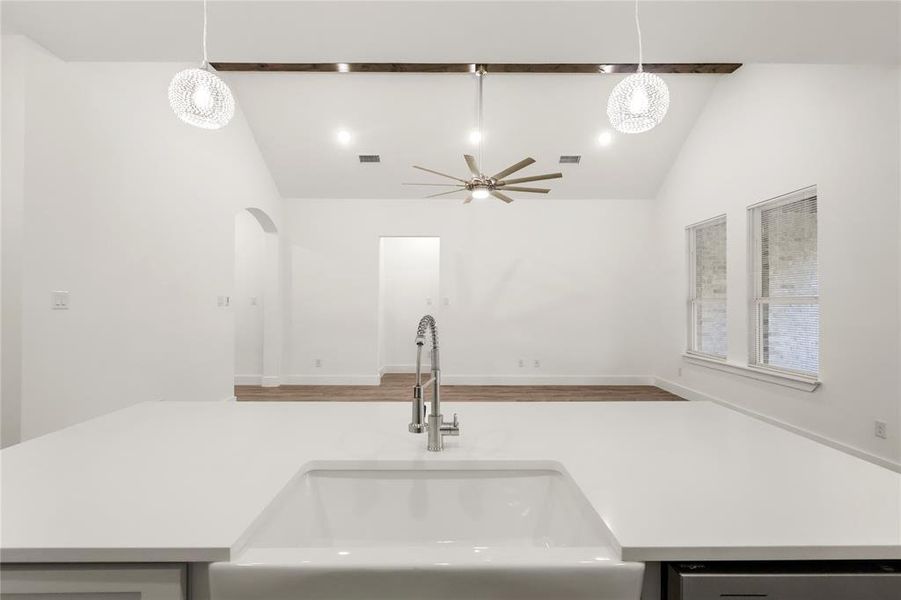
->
(4, 1, 898, 199)
(4, 1, 898, 65)
(227, 71, 718, 198)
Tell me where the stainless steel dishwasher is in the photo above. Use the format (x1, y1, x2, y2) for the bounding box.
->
(666, 561, 901, 599)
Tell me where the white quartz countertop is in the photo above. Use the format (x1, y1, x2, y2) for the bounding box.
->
(2, 400, 900, 563)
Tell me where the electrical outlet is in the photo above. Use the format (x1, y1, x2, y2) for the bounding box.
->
(314, 358, 322, 368)
(533, 359, 540, 368)
(518, 359, 525, 368)
(875, 421, 887, 440)
(50, 291, 70, 310)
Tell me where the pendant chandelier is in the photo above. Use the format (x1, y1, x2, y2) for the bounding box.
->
(168, 0, 235, 130)
(607, 0, 670, 134)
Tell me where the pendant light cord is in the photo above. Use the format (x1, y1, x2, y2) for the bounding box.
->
(202, 0, 209, 66)
(635, 0, 643, 72)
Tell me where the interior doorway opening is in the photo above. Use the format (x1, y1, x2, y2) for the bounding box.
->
(378, 237, 440, 377)
(234, 208, 281, 387)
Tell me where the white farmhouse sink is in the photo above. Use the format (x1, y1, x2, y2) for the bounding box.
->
(210, 461, 643, 600)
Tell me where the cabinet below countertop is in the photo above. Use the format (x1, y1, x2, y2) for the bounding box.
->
(0, 564, 186, 600)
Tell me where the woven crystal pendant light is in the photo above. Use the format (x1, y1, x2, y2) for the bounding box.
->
(607, 0, 670, 134)
(168, 0, 234, 129)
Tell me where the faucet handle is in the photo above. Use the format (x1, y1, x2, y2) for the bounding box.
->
(440, 413, 460, 437)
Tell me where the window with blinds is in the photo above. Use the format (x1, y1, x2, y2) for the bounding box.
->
(749, 187, 818, 376)
(687, 216, 727, 358)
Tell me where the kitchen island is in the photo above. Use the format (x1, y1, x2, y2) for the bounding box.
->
(2, 400, 900, 598)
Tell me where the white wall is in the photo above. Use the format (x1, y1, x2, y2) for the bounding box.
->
(652, 64, 901, 467)
(286, 198, 657, 385)
(378, 237, 440, 372)
(1, 36, 27, 447)
(1, 36, 282, 441)
(234, 210, 266, 382)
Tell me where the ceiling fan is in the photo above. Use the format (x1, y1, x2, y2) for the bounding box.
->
(403, 67, 562, 204)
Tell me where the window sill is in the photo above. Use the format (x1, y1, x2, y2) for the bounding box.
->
(682, 353, 821, 392)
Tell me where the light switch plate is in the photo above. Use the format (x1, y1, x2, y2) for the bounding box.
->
(51, 291, 70, 310)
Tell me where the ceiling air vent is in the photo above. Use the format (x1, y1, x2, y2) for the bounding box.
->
(358, 154, 381, 163)
(559, 155, 581, 164)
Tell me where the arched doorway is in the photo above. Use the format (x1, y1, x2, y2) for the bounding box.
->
(234, 208, 281, 387)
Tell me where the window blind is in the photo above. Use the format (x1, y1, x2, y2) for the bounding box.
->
(750, 187, 818, 376)
(687, 216, 727, 357)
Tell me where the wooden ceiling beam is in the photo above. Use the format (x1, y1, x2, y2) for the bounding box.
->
(210, 62, 742, 74)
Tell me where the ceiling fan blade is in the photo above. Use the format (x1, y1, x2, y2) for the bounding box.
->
(426, 188, 467, 198)
(413, 165, 469, 183)
(464, 155, 481, 177)
(402, 183, 466, 187)
(490, 191, 515, 204)
(500, 173, 563, 185)
(498, 186, 550, 193)
(491, 157, 535, 180)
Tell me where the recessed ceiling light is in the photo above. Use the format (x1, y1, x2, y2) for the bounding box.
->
(597, 131, 614, 147)
(468, 130, 482, 145)
(336, 129, 352, 145)
(337, 63, 350, 73)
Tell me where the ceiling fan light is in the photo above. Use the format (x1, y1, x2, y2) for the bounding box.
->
(169, 67, 235, 130)
(471, 188, 491, 200)
(607, 71, 669, 134)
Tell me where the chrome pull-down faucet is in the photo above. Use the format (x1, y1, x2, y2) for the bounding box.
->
(409, 315, 459, 451)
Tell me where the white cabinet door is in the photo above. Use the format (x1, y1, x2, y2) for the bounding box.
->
(0, 564, 185, 600)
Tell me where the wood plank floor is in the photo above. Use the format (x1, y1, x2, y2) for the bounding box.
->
(236, 373, 684, 402)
